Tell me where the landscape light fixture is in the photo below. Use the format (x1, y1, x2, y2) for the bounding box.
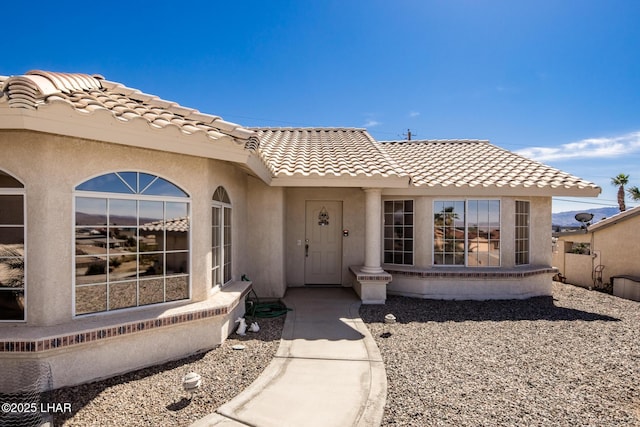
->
(182, 372, 201, 399)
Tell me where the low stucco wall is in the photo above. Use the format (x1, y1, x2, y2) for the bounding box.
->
(386, 268, 555, 300)
(564, 253, 593, 288)
(0, 282, 249, 389)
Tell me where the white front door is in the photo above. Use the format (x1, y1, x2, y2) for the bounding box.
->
(305, 201, 343, 284)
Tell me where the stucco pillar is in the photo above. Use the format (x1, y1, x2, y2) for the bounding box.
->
(362, 188, 384, 274)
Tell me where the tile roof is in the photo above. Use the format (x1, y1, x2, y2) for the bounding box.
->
(1, 70, 600, 195)
(140, 217, 189, 233)
(378, 139, 600, 192)
(0, 70, 258, 149)
(252, 128, 407, 179)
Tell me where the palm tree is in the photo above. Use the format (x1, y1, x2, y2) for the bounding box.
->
(611, 173, 629, 212)
(628, 185, 640, 202)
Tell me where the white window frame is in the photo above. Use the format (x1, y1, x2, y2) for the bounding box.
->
(433, 199, 502, 267)
(73, 172, 191, 317)
(382, 199, 415, 266)
(212, 187, 232, 290)
(515, 200, 531, 265)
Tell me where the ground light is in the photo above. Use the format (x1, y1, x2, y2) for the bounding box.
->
(182, 372, 201, 399)
(381, 313, 396, 338)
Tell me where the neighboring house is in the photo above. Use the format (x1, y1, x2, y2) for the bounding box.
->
(553, 206, 640, 300)
(0, 70, 600, 388)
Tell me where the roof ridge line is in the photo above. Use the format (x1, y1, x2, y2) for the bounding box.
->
(250, 126, 367, 131)
(365, 132, 411, 180)
(378, 139, 490, 144)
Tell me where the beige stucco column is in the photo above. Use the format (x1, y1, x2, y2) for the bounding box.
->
(361, 188, 384, 274)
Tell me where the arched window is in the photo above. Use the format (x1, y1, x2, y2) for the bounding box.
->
(0, 170, 25, 321)
(212, 187, 232, 288)
(74, 172, 190, 315)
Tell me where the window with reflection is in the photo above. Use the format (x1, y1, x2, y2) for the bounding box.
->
(74, 172, 190, 315)
(212, 187, 232, 288)
(434, 200, 500, 266)
(0, 170, 25, 321)
(383, 200, 414, 265)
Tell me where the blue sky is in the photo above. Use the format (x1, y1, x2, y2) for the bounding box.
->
(4, 1, 639, 212)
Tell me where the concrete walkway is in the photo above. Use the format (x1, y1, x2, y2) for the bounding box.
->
(192, 287, 387, 427)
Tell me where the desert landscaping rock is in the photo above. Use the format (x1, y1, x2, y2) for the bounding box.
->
(49, 282, 639, 426)
(360, 282, 640, 426)
(51, 316, 284, 426)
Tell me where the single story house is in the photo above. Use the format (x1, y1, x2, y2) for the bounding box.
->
(553, 206, 640, 300)
(0, 70, 600, 388)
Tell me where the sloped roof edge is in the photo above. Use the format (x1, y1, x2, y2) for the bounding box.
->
(377, 139, 601, 195)
(0, 70, 258, 148)
(589, 205, 640, 232)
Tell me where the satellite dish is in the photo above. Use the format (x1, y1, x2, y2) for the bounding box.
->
(575, 213, 594, 232)
(575, 213, 594, 223)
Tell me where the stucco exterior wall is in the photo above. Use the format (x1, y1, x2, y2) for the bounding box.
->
(552, 243, 566, 275)
(564, 253, 594, 288)
(0, 130, 251, 326)
(592, 215, 640, 284)
(529, 197, 553, 266)
(553, 236, 590, 285)
(0, 130, 256, 387)
(553, 213, 640, 287)
(285, 188, 365, 287)
(246, 177, 286, 298)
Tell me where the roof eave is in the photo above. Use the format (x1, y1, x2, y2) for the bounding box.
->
(0, 103, 260, 167)
(588, 205, 640, 232)
(381, 184, 602, 197)
(269, 175, 410, 188)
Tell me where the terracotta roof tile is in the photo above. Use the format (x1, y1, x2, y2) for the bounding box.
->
(0, 70, 257, 147)
(253, 127, 407, 179)
(1, 70, 600, 194)
(378, 139, 599, 191)
(140, 217, 189, 233)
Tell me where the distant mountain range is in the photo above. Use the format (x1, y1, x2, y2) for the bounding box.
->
(552, 207, 619, 227)
(76, 213, 157, 226)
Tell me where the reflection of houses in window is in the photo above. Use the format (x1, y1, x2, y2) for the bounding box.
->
(140, 217, 189, 274)
(74, 172, 190, 315)
(433, 200, 500, 266)
(467, 229, 501, 266)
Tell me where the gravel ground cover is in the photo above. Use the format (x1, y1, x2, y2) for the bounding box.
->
(46, 282, 639, 427)
(360, 282, 640, 426)
(50, 315, 284, 426)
